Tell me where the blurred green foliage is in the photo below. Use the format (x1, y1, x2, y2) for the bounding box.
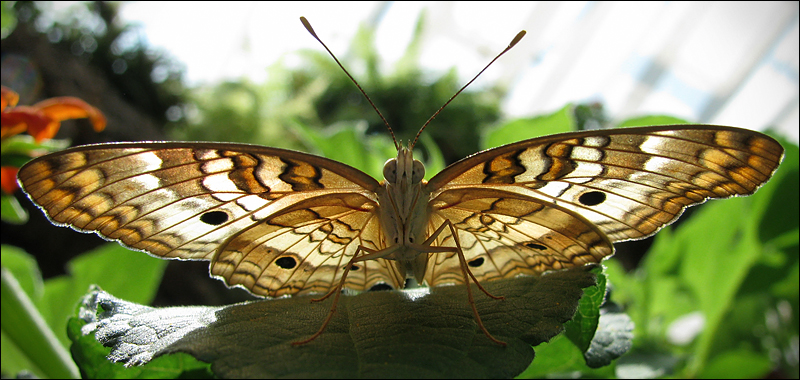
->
(171, 12, 503, 165)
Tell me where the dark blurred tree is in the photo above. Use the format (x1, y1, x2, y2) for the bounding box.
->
(1, 1, 186, 144)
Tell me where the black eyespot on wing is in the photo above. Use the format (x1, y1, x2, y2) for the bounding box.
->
(350, 264, 360, 271)
(578, 191, 606, 206)
(200, 210, 229, 225)
(369, 283, 393, 291)
(468, 257, 484, 267)
(524, 242, 547, 250)
(275, 257, 297, 269)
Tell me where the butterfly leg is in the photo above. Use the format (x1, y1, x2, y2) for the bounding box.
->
(292, 244, 400, 346)
(309, 245, 392, 303)
(412, 220, 507, 346)
(417, 221, 503, 301)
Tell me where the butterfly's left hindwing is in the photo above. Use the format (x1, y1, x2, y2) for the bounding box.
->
(17, 142, 404, 296)
(423, 125, 783, 283)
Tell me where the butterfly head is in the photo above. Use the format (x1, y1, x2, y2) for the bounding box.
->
(383, 146, 425, 187)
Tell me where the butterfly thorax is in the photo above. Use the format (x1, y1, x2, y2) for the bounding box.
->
(376, 146, 431, 283)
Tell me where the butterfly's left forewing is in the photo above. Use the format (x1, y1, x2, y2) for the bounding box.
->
(17, 142, 404, 296)
(423, 125, 783, 284)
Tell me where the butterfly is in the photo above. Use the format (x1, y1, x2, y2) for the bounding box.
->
(16, 18, 784, 346)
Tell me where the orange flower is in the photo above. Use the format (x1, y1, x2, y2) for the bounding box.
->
(1, 86, 107, 194)
(1, 86, 106, 142)
(1, 166, 19, 194)
(1, 86, 19, 109)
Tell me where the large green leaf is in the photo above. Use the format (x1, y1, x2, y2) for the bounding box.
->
(73, 266, 598, 378)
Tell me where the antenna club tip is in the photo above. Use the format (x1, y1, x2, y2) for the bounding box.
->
(300, 16, 317, 37)
(510, 30, 526, 47)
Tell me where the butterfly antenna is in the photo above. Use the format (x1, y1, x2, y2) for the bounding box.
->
(300, 17, 400, 151)
(409, 30, 526, 150)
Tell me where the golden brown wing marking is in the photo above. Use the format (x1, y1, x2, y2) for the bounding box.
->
(481, 151, 527, 184)
(537, 138, 584, 181)
(480, 139, 587, 185)
(211, 150, 271, 194)
(278, 157, 324, 191)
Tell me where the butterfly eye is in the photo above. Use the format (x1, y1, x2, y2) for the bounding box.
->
(411, 160, 425, 183)
(383, 159, 398, 182)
